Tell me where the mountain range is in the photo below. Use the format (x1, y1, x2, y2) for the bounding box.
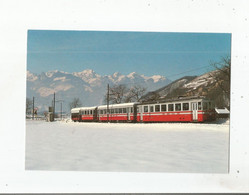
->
(26, 69, 171, 113)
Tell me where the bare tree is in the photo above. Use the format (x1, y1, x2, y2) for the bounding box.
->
(69, 98, 82, 109)
(126, 85, 147, 102)
(209, 56, 231, 108)
(104, 84, 128, 104)
(210, 56, 230, 94)
(26, 98, 32, 114)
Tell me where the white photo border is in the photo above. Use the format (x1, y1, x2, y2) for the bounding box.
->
(0, 0, 249, 193)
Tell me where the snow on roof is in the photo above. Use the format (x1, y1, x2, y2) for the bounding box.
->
(98, 102, 138, 109)
(71, 108, 81, 113)
(78, 106, 97, 110)
(71, 106, 97, 113)
(215, 108, 230, 114)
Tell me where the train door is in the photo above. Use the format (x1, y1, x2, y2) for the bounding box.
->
(78, 110, 82, 122)
(140, 105, 143, 121)
(128, 107, 131, 121)
(133, 105, 137, 122)
(96, 107, 100, 121)
(191, 102, 198, 121)
(93, 108, 98, 121)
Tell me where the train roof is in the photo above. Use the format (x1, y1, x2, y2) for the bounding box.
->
(71, 106, 97, 113)
(71, 107, 81, 113)
(97, 102, 139, 109)
(77, 106, 97, 110)
(140, 96, 212, 105)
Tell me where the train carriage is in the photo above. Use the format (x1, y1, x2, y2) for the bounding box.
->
(79, 106, 98, 122)
(71, 107, 81, 121)
(137, 97, 215, 122)
(97, 102, 138, 122)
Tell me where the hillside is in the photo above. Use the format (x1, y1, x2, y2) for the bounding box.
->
(141, 69, 230, 109)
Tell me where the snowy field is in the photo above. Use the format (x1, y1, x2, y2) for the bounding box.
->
(25, 119, 229, 173)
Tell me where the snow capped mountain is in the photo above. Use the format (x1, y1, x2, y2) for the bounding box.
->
(26, 70, 171, 112)
(73, 69, 100, 80)
(27, 71, 38, 82)
(150, 75, 165, 83)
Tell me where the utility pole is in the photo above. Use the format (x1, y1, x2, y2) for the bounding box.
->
(32, 96, 35, 120)
(53, 92, 55, 119)
(107, 84, 109, 122)
(60, 102, 62, 120)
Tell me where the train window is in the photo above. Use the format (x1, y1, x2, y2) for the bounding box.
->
(137, 107, 139, 112)
(183, 103, 189, 111)
(150, 106, 154, 112)
(123, 108, 127, 113)
(144, 106, 148, 113)
(161, 104, 166, 112)
(203, 102, 208, 110)
(111, 109, 114, 113)
(100, 110, 103, 114)
(155, 105, 160, 112)
(175, 103, 181, 111)
(198, 102, 202, 110)
(90, 110, 92, 115)
(131, 107, 133, 113)
(168, 104, 174, 111)
(118, 108, 122, 113)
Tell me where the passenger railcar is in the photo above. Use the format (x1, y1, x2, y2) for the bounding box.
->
(71, 107, 81, 121)
(79, 106, 98, 122)
(97, 102, 138, 122)
(71, 97, 215, 123)
(136, 97, 215, 122)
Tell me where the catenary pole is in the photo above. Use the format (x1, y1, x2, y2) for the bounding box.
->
(61, 102, 62, 120)
(107, 84, 109, 122)
(32, 96, 34, 120)
(53, 92, 55, 120)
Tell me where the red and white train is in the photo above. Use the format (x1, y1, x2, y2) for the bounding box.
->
(71, 96, 216, 123)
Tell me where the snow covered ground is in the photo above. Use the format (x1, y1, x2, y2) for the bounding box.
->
(25, 119, 229, 173)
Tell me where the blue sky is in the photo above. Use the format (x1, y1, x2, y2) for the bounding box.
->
(27, 30, 231, 81)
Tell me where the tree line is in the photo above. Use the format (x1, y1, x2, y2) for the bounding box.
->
(69, 84, 147, 109)
(103, 84, 147, 104)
